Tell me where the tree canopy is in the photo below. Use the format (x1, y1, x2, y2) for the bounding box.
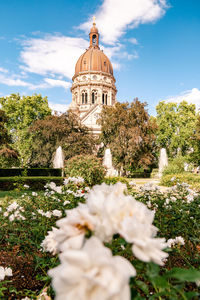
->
(29, 111, 96, 167)
(98, 99, 157, 173)
(156, 101, 197, 157)
(0, 94, 52, 165)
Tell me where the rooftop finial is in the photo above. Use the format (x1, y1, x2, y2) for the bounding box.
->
(93, 16, 96, 25)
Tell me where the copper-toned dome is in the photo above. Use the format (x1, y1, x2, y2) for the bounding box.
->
(74, 19, 113, 77)
(75, 48, 113, 76)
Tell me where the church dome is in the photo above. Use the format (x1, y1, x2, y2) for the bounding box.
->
(75, 48, 113, 76)
(74, 17, 113, 77)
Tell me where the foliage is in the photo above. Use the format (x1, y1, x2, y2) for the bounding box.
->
(0, 168, 62, 177)
(163, 155, 187, 175)
(156, 101, 197, 157)
(65, 155, 105, 186)
(0, 177, 63, 191)
(29, 111, 96, 167)
(0, 109, 19, 167)
(161, 173, 200, 190)
(98, 99, 157, 174)
(0, 181, 199, 298)
(0, 94, 52, 166)
(189, 113, 200, 165)
(0, 109, 9, 146)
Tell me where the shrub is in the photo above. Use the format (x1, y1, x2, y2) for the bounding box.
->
(0, 168, 62, 177)
(0, 177, 63, 191)
(161, 173, 200, 191)
(65, 155, 106, 186)
(0, 155, 20, 168)
(163, 156, 186, 175)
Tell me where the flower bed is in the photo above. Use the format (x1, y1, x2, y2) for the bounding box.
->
(0, 179, 199, 299)
(161, 173, 200, 191)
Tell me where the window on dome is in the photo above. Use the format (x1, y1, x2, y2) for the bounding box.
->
(82, 93, 85, 104)
(85, 93, 88, 104)
(92, 90, 97, 104)
(102, 92, 108, 105)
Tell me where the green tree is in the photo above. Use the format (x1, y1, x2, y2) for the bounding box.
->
(0, 109, 18, 167)
(98, 99, 157, 174)
(156, 101, 197, 157)
(0, 94, 51, 165)
(29, 112, 96, 167)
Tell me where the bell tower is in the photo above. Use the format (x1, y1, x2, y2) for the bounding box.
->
(89, 16, 99, 49)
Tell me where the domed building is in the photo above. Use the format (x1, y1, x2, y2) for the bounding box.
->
(70, 18, 117, 135)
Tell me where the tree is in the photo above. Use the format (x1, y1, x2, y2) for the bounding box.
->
(156, 101, 197, 157)
(29, 112, 96, 167)
(98, 99, 157, 174)
(0, 110, 18, 167)
(0, 94, 52, 165)
(189, 113, 200, 165)
(0, 109, 9, 146)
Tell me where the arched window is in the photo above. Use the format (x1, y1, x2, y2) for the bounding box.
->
(102, 93, 105, 105)
(82, 91, 87, 104)
(102, 92, 108, 105)
(92, 90, 98, 104)
(92, 34, 97, 45)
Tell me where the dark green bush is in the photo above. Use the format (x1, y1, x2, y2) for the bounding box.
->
(65, 155, 106, 186)
(0, 168, 62, 177)
(0, 177, 63, 191)
(128, 172, 151, 178)
(0, 155, 20, 168)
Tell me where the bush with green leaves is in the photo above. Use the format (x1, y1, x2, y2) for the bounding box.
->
(64, 155, 106, 186)
(163, 155, 187, 175)
(161, 173, 200, 191)
(0, 180, 199, 299)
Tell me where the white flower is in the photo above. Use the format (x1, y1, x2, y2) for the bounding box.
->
(64, 177, 84, 185)
(9, 214, 15, 222)
(3, 212, 9, 217)
(55, 204, 96, 252)
(24, 184, 29, 189)
(0, 207, 2, 212)
(167, 236, 185, 248)
(41, 227, 60, 255)
(48, 237, 136, 300)
(44, 211, 52, 218)
(46, 182, 62, 194)
(63, 200, 70, 205)
(0, 266, 12, 281)
(32, 192, 38, 196)
(175, 236, 185, 245)
(52, 210, 62, 218)
(7, 201, 19, 212)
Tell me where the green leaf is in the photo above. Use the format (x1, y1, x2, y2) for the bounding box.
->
(166, 268, 200, 282)
(135, 280, 149, 295)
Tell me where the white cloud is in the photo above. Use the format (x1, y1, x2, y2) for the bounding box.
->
(0, 67, 8, 73)
(163, 88, 200, 111)
(129, 38, 139, 45)
(49, 102, 69, 113)
(80, 0, 168, 44)
(20, 36, 88, 79)
(43, 78, 71, 90)
(0, 73, 31, 87)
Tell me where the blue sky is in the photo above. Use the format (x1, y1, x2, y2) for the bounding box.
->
(0, 0, 200, 115)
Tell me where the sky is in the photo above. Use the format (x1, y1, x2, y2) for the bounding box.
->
(0, 0, 200, 115)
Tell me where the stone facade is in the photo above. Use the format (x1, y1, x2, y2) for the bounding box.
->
(69, 19, 117, 135)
